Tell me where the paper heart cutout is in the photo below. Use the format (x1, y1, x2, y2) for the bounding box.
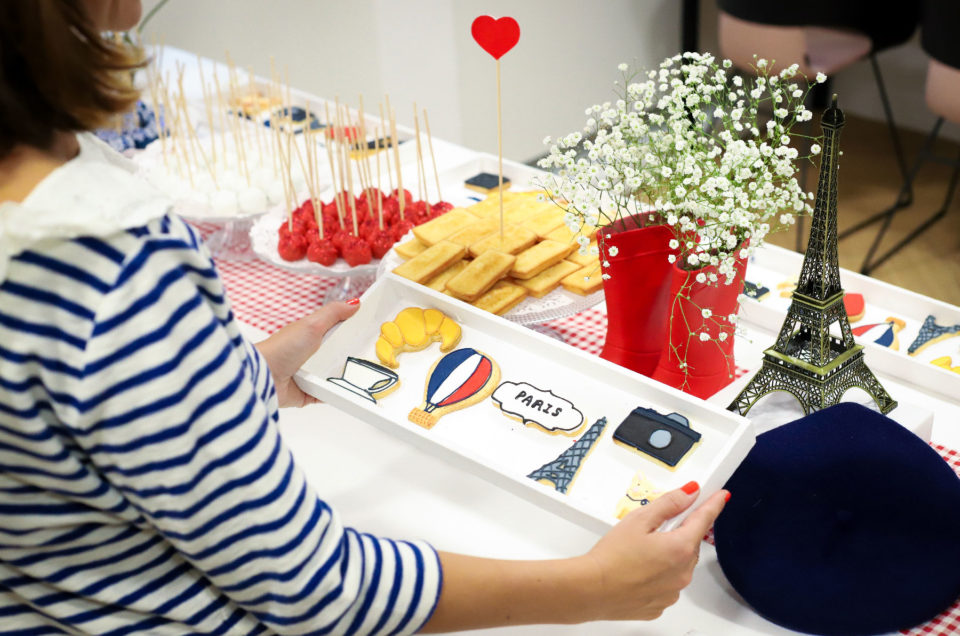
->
(471, 15, 520, 60)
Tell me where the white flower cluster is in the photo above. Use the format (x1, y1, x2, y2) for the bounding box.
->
(537, 52, 820, 287)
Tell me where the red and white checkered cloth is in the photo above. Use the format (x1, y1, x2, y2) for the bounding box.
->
(213, 254, 960, 636)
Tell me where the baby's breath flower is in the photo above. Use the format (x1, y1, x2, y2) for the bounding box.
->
(618, 62, 629, 72)
(816, 72, 827, 83)
(535, 55, 818, 290)
(699, 332, 711, 342)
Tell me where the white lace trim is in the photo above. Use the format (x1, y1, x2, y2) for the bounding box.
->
(0, 134, 173, 281)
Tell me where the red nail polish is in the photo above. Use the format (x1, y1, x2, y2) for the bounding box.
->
(681, 481, 699, 495)
(346, 297, 360, 306)
(724, 491, 731, 503)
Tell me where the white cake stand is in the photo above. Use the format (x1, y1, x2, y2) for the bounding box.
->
(179, 200, 274, 262)
(250, 211, 380, 303)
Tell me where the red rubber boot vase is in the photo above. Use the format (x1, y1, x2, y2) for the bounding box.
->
(651, 251, 748, 399)
(599, 218, 676, 376)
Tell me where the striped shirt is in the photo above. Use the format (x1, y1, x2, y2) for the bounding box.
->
(0, 134, 441, 634)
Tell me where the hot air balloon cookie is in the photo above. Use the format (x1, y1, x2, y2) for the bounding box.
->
(408, 348, 501, 429)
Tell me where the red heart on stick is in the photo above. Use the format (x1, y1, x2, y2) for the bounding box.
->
(471, 15, 520, 60)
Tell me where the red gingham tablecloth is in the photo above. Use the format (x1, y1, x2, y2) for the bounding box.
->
(214, 256, 960, 636)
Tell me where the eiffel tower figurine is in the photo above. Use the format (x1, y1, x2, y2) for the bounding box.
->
(728, 95, 897, 416)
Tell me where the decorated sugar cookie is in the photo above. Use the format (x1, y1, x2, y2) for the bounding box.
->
(326, 357, 399, 404)
(852, 317, 906, 350)
(408, 348, 500, 429)
(375, 307, 462, 369)
(908, 315, 960, 356)
(742, 280, 770, 301)
(777, 279, 797, 298)
(527, 417, 608, 495)
(931, 356, 960, 375)
(465, 172, 510, 193)
(491, 381, 586, 436)
(844, 292, 866, 323)
(614, 470, 662, 520)
(613, 407, 701, 470)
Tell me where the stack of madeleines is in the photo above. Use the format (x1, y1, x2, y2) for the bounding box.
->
(391, 191, 604, 315)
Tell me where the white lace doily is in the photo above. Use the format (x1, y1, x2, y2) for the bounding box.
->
(377, 233, 604, 325)
(250, 209, 379, 277)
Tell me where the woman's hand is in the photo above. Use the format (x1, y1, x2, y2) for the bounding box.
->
(255, 299, 360, 408)
(422, 482, 728, 632)
(580, 482, 728, 621)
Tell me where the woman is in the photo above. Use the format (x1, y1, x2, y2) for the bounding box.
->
(0, 1, 728, 633)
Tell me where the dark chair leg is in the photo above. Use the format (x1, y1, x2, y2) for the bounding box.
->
(859, 139, 960, 274)
(837, 54, 915, 246)
(870, 54, 912, 202)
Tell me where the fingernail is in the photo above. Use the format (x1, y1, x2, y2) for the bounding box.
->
(681, 481, 699, 495)
(346, 297, 360, 306)
(724, 491, 731, 503)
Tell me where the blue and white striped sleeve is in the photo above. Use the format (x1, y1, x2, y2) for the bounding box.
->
(68, 225, 442, 635)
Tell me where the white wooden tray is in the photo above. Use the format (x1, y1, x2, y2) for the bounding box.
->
(741, 244, 960, 401)
(295, 274, 755, 534)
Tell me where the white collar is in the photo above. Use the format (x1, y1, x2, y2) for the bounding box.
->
(0, 133, 172, 281)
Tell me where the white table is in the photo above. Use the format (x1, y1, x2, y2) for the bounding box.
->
(245, 321, 959, 636)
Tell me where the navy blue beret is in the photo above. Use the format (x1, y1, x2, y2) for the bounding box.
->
(714, 403, 960, 635)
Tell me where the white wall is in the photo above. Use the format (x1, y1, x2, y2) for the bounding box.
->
(139, 0, 680, 162)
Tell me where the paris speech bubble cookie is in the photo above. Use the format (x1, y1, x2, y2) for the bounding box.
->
(408, 348, 500, 430)
(375, 307, 462, 369)
(491, 381, 586, 436)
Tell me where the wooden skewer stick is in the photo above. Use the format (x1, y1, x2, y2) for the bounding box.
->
(333, 99, 349, 227)
(160, 73, 187, 181)
(375, 123, 383, 230)
(277, 128, 293, 231)
(175, 72, 218, 188)
(269, 57, 280, 176)
(173, 63, 200, 171)
(356, 98, 376, 200)
(496, 58, 504, 240)
(212, 67, 229, 161)
(225, 59, 251, 184)
(355, 96, 369, 195)
(379, 102, 393, 194)
(247, 66, 265, 161)
(390, 106, 404, 220)
(423, 109, 443, 203)
(323, 101, 344, 228)
(306, 116, 323, 240)
(144, 60, 167, 168)
(412, 103, 425, 203)
(337, 103, 359, 236)
(196, 56, 217, 169)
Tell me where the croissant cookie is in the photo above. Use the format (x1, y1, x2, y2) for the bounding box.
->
(375, 307, 462, 369)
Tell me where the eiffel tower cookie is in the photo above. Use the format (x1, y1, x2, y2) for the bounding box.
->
(907, 315, 960, 356)
(527, 417, 608, 494)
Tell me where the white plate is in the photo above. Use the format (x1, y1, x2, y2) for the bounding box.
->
(249, 208, 380, 276)
(295, 274, 755, 534)
(377, 235, 604, 325)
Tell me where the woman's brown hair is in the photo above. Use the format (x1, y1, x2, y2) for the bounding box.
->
(0, 1, 145, 157)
